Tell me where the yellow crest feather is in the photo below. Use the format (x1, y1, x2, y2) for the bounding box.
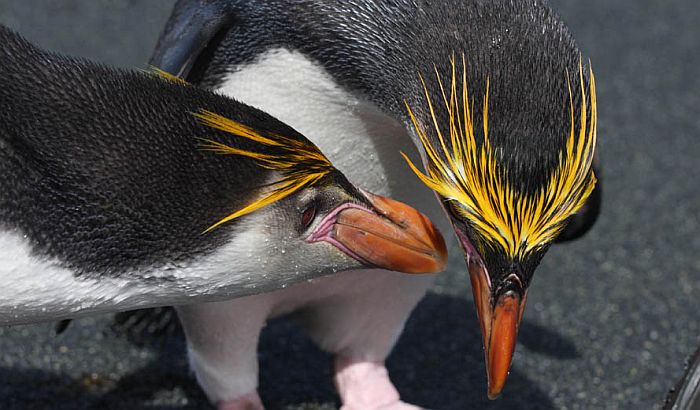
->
(194, 110, 335, 232)
(403, 55, 597, 258)
(147, 66, 190, 86)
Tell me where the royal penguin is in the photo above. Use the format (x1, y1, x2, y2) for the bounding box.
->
(0, 25, 447, 327)
(147, 0, 602, 407)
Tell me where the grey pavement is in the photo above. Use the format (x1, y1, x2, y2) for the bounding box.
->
(0, 1, 698, 409)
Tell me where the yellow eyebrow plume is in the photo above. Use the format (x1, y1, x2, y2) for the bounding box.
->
(147, 66, 190, 86)
(403, 55, 597, 258)
(193, 110, 335, 232)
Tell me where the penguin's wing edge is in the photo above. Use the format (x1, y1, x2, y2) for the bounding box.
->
(150, 0, 238, 78)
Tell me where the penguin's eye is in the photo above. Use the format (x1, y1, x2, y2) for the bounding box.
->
(301, 204, 317, 228)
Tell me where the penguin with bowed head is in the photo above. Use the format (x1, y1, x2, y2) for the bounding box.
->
(0, 25, 447, 328)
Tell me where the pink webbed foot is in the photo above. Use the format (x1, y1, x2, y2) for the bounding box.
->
(334, 356, 425, 410)
(217, 391, 265, 410)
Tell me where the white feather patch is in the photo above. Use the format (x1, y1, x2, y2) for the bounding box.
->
(0, 211, 289, 325)
(218, 48, 447, 225)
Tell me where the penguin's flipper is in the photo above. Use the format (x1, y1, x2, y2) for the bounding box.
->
(110, 307, 182, 346)
(150, 0, 237, 78)
(54, 319, 72, 335)
(556, 155, 602, 242)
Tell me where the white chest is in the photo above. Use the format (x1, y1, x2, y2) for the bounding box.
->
(217, 48, 446, 229)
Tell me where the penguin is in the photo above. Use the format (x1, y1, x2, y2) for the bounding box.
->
(0, 25, 448, 327)
(147, 0, 602, 408)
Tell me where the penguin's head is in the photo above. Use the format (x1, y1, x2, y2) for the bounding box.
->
(194, 109, 447, 282)
(233, 172, 447, 281)
(403, 57, 598, 398)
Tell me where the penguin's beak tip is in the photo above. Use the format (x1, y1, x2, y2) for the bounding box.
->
(487, 388, 502, 401)
(488, 291, 523, 399)
(469, 262, 528, 399)
(319, 192, 447, 274)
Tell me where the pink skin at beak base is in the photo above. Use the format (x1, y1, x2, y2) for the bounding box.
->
(307, 194, 447, 274)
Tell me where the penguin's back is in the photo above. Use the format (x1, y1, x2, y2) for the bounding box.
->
(0, 26, 292, 276)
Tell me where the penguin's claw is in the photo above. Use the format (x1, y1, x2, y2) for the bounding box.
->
(217, 391, 264, 410)
(334, 356, 425, 410)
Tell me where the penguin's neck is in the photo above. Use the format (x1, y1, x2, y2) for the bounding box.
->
(215, 48, 446, 230)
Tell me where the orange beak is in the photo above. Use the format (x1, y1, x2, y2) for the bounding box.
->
(308, 192, 447, 274)
(469, 259, 529, 399)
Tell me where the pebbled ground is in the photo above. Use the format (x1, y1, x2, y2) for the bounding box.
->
(0, 0, 699, 409)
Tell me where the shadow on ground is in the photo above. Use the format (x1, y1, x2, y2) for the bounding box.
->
(0, 292, 579, 409)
